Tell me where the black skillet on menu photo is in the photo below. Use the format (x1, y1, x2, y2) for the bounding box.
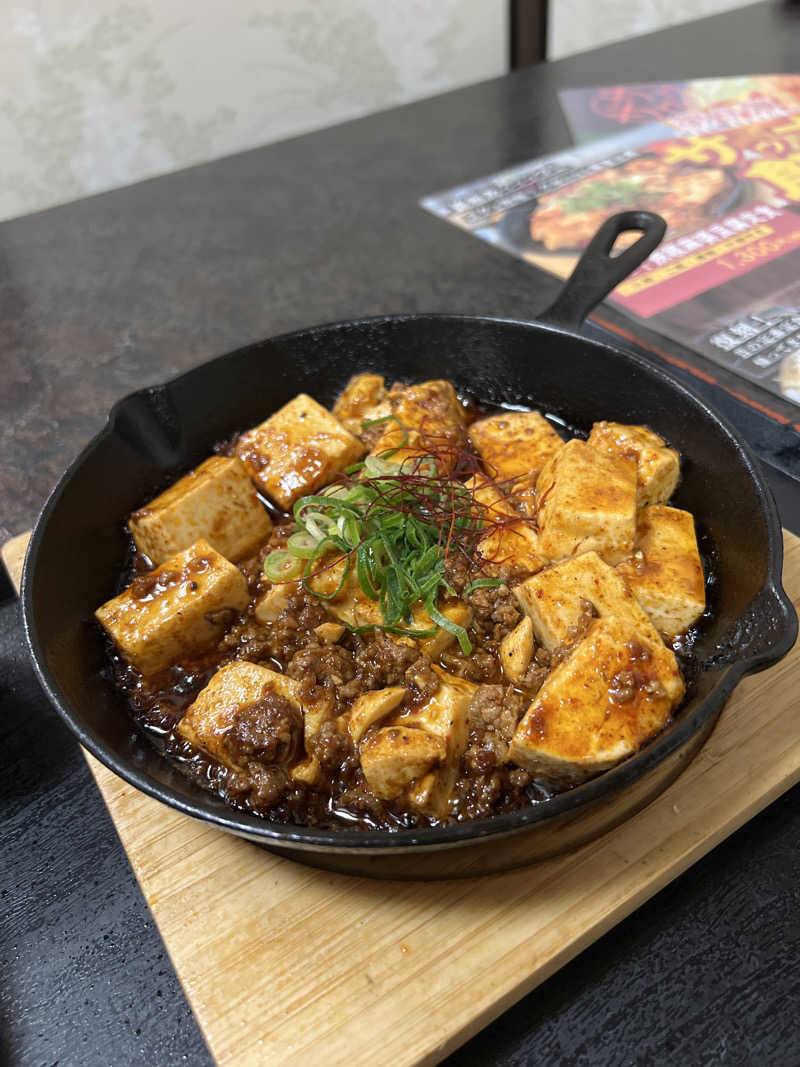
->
(21, 211, 797, 878)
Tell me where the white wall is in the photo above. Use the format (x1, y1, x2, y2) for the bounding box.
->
(0, 0, 507, 222)
(549, 0, 755, 60)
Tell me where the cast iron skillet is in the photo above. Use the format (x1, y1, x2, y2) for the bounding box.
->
(22, 212, 797, 879)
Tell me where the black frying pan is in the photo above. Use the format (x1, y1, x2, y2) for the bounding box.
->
(21, 212, 797, 879)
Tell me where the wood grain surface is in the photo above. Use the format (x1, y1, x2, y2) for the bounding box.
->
(5, 528, 800, 1067)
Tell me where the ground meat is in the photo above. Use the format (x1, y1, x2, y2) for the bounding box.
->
(287, 644, 356, 688)
(466, 685, 527, 759)
(467, 582, 522, 650)
(217, 614, 273, 663)
(351, 631, 419, 689)
(221, 692, 303, 768)
(440, 647, 500, 683)
(454, 771, 504, 818)
(265, 591, 330, 662)
(309, 721, 356, 771)
(307, 721, 361, 796)
(226, 765, 290, 810)
(515, 660, 549, 693)
(609, 665, 666, 704)
(451, 682, 535, 820)
(443, 552, 471, 596)
(404, 655, 440, 702)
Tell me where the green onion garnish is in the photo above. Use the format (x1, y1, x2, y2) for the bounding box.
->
(262, 429, 493, 652)
(464, 577, 503, 596)
(262, 421, 537, 652)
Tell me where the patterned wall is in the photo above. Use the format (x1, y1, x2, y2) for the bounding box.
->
(549, 0, 754, 60)
(0, 0, 507, 222)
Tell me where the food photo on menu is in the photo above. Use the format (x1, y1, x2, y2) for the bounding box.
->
(423, 78, 800, 422)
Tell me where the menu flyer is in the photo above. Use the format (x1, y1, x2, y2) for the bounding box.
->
(560, 75, 800, 144)
(421, 78, 800, 426)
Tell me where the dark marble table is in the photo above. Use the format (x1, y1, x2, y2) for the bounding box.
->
(3, 4, 800, 1064)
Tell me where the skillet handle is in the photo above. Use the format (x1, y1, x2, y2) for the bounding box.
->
(538, 210, 666, 330)
(709, 579, 798, 676)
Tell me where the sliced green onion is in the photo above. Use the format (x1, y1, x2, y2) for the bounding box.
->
(363, 454, 400, 478)
(426, 599, 472, 655)
(302, 555, 351, 601)
(268, 415, 498, 650)
(263, 550, 303, 583)
(287, 530, 321, 558)
(464, 577, 503, 596)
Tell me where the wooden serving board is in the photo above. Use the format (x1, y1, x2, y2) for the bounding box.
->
(6, 528, 800, 1067)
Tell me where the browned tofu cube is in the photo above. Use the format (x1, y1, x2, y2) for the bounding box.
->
(177, 661, 305, 771)
(254, 580, 298, 624)
(508, 617, 684, 787)
(469, 410, 564, 486)
(499, 616, 534, 683)
(535, 439, 636, 564)
(360, 726, 447, 799)
(417, 602, 472, 658)
(396, 666, 477, 818)
(477, 521, 547, 578)
(128, 456, 272, 566)
(464, 472, 534, 519)
(348, 687, 409, 744)
(332, 373, 388, 436)
(369, 379, 467, 474)
(617, 505, 705, 638)
(306, 555, 385, 629)
(464, 473, 515, 514)
(302, 554, 465, 646)
(463, 474, 545, 576)
(513, 550, 662, 653)
(95, 540, 248, 676)
(236, 394, 365, 510)
(587, 421, 679, 506)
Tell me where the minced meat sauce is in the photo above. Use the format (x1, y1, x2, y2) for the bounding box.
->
(103, 394, 714, 831)
(108, 529, 561, 829)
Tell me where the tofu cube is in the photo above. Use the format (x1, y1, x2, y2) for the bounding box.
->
(469, 410, 564, 485)
(310, 556, 385, 629)
(535, 439, 637, 564)
(508, 617, 684, 787)
(95, 540, 249, 676)
(417, 602, 472, 658)
(477, 521, 546, 578)
(128, 456, 272, 566)
(177, 661, 304, 771)
(464, 473, 516, 514)
(254, 581, 298, 624)
(348, 686, 408, 744)
(463, 474, 546, 576)
(587, 421, 679, 506)
(309, 555, 465, 645)
(360, 726, 447, 799)
(499, 616, 534, 683)
(370, 379, 467, 474)
(254, 552, 353, 627)
(332, 373, 388, 436)
(617, 505, 705, 638)
(236, 394, 365, 510)
(396, 666, 477, 818)
(514, 550, 662, 653)
(314, 622, 346, 645)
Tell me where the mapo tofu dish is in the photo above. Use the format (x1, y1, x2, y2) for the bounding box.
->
(96, 374, 707, 829)
(530, 157, 731, 251)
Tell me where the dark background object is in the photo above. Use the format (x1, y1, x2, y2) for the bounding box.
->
(4, 3, 800, 1064)
(510, 0, 549, 68)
